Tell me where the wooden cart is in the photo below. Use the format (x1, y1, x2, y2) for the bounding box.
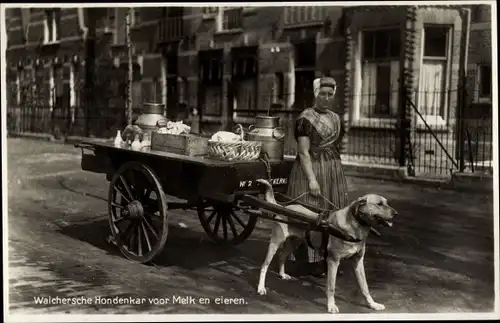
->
(75, 140, 360, 264)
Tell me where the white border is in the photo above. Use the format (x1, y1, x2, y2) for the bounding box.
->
(1, 1, 498, 322)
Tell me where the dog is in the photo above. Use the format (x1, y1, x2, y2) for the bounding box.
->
(255, 179, 398, 313)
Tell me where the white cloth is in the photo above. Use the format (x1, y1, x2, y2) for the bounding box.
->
(313, 78, 321, 98)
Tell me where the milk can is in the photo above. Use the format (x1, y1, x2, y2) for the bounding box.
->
(247, 116, 286, 161)
(134, 102, 168, 136)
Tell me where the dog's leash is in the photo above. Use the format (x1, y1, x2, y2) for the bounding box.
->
(281, 190, 340, 210)
(257, 158, 381, 239)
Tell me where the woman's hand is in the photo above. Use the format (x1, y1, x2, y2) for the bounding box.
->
(309, 179, 321, 197)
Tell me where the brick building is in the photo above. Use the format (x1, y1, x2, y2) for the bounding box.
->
(5, 5, 493, 171)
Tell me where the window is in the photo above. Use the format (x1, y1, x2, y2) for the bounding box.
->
(418, 26, 450, 123)
(202, 7, 218, 16)
(212, 7, 243, 32)
(359, 29, 401, 119)
(232, 56, 257, 79)
(283, 7, 324, 25)
(223, 8, 243, 30)
(199, 51, 223, 115)
(44, 9, 60, 43)
(200, 58, 223, 85)
(70, 63, 80, 108)
(203, 87, 223, 116)
(233, 79, 257, 117)
(144, 77, 163, 104)
(49, 65, 63, 111)
(294, 41, 316, 68)
(470, 5, 489, 23)
(295, 70, 315, 110)
(478, 64, 492, 100)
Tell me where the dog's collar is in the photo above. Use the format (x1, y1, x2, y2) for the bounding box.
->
(351, 206, 372, 227)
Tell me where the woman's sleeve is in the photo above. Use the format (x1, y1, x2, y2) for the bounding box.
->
(294, 117, 313, 140)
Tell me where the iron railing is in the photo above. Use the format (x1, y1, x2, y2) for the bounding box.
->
(6, 77, 493, 177)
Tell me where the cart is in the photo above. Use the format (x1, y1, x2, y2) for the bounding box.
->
(75, 139, 361, 264)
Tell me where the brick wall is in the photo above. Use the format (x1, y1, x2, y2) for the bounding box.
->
(5, 5, 493, 151)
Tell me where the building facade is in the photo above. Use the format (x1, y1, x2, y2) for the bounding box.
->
(5, 5, 493, 169)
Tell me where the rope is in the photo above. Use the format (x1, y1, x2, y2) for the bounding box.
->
(281, 191, 340, 211)
(317, 193, 340, 211)
(257, 154, 341, 214)
(280, 192, 310, 205)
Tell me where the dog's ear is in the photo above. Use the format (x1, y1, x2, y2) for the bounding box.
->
(353, 196, 367, 215)
(355, 196, 367, 206)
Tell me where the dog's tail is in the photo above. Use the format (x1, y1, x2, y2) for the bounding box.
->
(256, 179, 278, 205)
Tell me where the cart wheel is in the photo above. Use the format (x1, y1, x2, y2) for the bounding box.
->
(197, 201, 257, 245)
(108, 161, 168, 264)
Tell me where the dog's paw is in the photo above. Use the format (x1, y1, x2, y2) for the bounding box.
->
(369, 302, 385, 311)
(327, 304, 339, 313)
(280, 273, 292, 280)
(257, 286, 267, 295)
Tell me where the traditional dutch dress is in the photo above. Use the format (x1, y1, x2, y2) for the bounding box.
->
(287, 107, 350, 263)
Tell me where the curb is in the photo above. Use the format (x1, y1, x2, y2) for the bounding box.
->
(65, 136, 111, 145)
(9, 132, 59, 142)
(8, 132, 111, 146)
(342, 162, 493, 194)
(9, 132, 494, 194)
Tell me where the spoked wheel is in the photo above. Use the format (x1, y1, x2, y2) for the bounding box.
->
(108, 161, 169, 264)
(197, 200, 257, 245)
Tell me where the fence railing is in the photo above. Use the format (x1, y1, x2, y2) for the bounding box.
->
(6, 83, 493, 177)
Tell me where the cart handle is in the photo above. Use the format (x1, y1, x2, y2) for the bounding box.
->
(241, 194, 362, 243)
(275, 192, 382, 238)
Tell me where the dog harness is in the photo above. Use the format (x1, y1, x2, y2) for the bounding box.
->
(305, 210, 331, 251)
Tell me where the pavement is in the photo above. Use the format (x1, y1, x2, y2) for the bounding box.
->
(4, 137, 497, 317)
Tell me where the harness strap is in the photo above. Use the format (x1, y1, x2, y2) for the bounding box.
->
(259, 153, 272, 181)
(306, 210, 330, 250)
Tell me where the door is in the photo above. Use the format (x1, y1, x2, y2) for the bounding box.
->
(294, 70, 315, 110)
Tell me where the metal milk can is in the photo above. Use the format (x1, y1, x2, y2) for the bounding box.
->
(134, 102, 168, 136)
(247, 116, 286, 161)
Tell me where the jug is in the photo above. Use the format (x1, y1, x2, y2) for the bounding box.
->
(247, 116, 285, 161)
(134, 102, 168, 136)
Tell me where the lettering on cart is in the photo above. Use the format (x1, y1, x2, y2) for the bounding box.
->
(239, 178, 288, 188)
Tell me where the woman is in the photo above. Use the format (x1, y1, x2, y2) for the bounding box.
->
(287, 76, 349, 277)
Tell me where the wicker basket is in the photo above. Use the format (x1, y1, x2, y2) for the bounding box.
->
(207, 124, 262, 161)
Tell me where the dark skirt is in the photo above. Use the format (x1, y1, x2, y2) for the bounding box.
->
(286, 154, 349, 263)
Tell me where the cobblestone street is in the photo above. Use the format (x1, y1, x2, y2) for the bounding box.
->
(5, 138, 496, 317)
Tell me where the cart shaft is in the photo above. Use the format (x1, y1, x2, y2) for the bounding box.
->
(241, 195, 362, 242)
